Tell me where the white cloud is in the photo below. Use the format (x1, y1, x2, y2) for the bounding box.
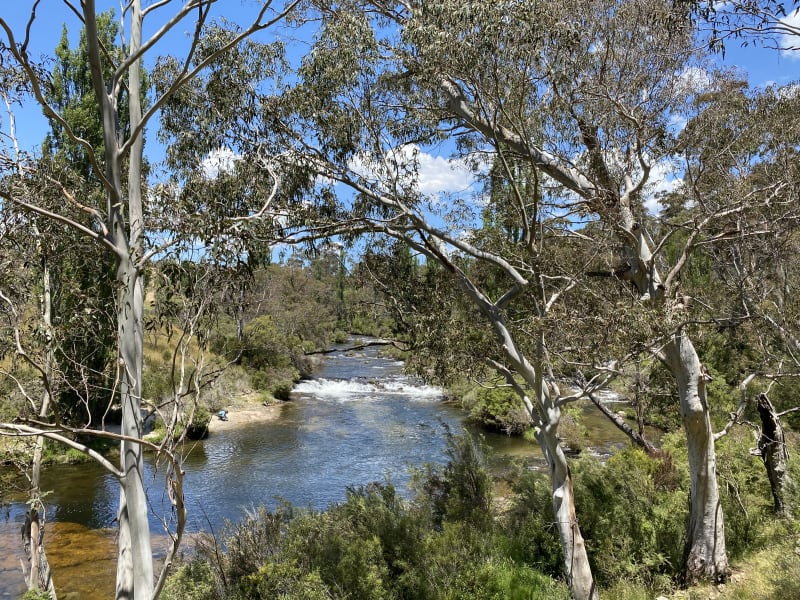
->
(348, 144, 479, 197)
(780, 10, 800, 58)
(201, 147, 240, 180)
(676, 66, 712, 95)
(668, 113, 688, 133)
(416, 151, 476, 195)
(644, 158, 681, 214)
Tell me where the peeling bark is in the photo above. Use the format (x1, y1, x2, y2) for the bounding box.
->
(754, 393, 790, 515)
(538, 414, 599, 600)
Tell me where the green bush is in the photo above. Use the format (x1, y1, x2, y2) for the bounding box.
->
(413, 430, 494, 530)
(166, 433, 520, 600)
(143, 362, 172, 403)
(186, 405, 212, 440)
(284, 510, 392, 600)
(437, 557, 570, 600)
(502, 467, 567, 577)
(467, 386, 531, 435)
(271, 380, 294, 401)
(160, 559, 217, 600)
(240, 316, 292, 371)
(239, 562, 330, 599)
(715, 429, 775, 557)
(571, 447, 687, 590)
(20, 590, 52, 600)
(222, 506, 292, 586)
(770, 537, 800, 600)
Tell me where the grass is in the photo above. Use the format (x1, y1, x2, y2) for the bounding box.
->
(599, 524, 800, 600)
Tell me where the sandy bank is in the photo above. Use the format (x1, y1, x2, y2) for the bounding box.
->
(206, 400, 284, 434)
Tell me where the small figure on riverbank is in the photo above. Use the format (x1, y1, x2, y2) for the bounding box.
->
(217, 410, 228, 421)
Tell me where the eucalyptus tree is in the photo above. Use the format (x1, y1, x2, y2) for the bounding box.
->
(0, 2, 301, 598)
(675, 78, 800, 516)
(33, 12, 127, 424)
(156, 6, 631, 600)
(388, 0, 737, 585)
(273, 0, 724, 591)
(197, 0, 736, 590)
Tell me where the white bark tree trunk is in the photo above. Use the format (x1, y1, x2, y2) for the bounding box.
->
(28, 258, 57, 598)
(663, 332, 728, 584)
(537, 409, 598, 600)
(115, 256, 152, 600)
(84, 1, 153, 597)
(456, 277, 598, 600)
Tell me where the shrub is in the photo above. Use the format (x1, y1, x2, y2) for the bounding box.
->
(502, 467, 565, 577)
(283, 509, 392, 600)
(20, 591, 52, 600)
(271, 380, 294, 401)
(221, 505, 293, 586)
(239, 562, 330, 600)
(160, 559, 217, 600)
(414, 430, 494, 530)
(186, 405, 212, 441)
(240, 316, 291, 371)
(715, 428, 775, 557)
(571, 447, 687, 590)
(467, 386, 531, 435)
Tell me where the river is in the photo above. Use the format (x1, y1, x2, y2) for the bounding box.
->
(0, 341, 630, 598)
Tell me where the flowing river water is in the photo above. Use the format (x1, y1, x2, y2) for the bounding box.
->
(0, 342, 631, 598)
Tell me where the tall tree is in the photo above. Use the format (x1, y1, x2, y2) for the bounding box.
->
(210, 0, 735, 589)
(0, 2, 301, 598)
(676, 78, 800, 517)
(37, 11, 125, 424)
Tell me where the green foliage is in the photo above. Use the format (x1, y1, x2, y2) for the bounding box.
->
(270, 381, 294, 402)
(284, 507, 392, 600)
(162, 431, 573, 600)
(221, 506, 292, 586)
(414, 430, 494, 530)
(466, 385, 531, 436)
(143, 357, 173, 404)
(715, 429, 776, 557)
(507, 441, 719, 593)
(769, 538, 800, 600)
(502, 468, 572, 577)
(20, 590, 52, 600)
(571, 447, 687, 590)
(160, 559, 217, 600)
(239, 316, 292, 371)
(186, 406, 212, 441)
(161, 422, 797, 599)
(239, 562, 330, 599)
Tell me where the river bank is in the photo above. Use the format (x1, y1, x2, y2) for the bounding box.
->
(206, 394, 285, 433)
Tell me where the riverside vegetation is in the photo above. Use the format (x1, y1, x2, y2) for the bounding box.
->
(159, 430, 799, 600)
(2, 1, 799, 599)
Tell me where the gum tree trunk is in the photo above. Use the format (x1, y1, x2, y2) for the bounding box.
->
(537, 409, 598, 600)
(663, 332, 727, 584)
(115, 255, 152, 600)
(85, 1, 152, 597)
(466, 284, 598, 600)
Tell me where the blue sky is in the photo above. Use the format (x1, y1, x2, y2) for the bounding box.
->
(1, 1, 798, 200)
